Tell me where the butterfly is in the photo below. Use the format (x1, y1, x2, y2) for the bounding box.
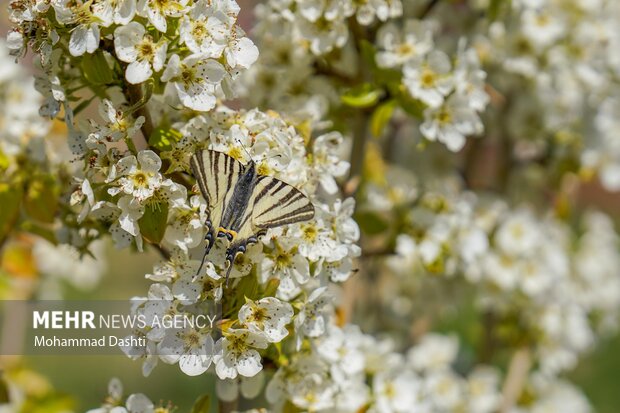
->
(190, 149, 315, 285)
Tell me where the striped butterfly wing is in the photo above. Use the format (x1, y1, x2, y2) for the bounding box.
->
(227, 175, 315, 249)
(250, 175, 315, 230)
(190, 149, 244, 253)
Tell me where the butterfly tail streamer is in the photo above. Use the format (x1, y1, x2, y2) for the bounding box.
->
(195, 247, 211, 279)
(225, 262, 233, 288)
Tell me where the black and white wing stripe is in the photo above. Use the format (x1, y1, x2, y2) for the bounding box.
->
(226, 175, 314, 279)
(251, 176, 315, 229)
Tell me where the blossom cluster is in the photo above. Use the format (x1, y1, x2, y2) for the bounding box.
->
(388, 188, 620, 375)
(0, 38, 108, 299)
(376, 22, 488, 151)
(266, 328, 503, 413)
(8, 0, 258, 114)
(111, 108, 359, 380)
(483, 0, 620, 190)
(257, 0, 403, 56)
(247, 2, 488, 153)
(90, 331, 594, 413)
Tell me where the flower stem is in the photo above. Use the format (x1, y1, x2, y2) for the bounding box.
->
(499, 348, 531, 413)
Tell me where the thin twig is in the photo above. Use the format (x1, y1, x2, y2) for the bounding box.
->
(151, 243, 171, 260)
(124, 82, 155, 142)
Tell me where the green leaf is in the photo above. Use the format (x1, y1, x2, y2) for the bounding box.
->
(149, 127, 182, 152)
(139, 201, 169, 244)
(341, 83, 384, 108)
(72, 95, 96, 116)
(370, 100, 397, 137)
(0, 375, 9, 403)
(355, 211, 389, 235)
(20, 393, 75, 413)
(359, 39, 377, 68)
(283, 401, 303, 413)
(190, 394, 210, 413)
(24, 174, 58, 223)
(20, 221, 57, 245)
(0, 183, 21, 242)
(375, 68, 403, 87)
(0, 150, 9, 173)
(263, 278, 280, 297)
(81, 50, 114, 86)
(488, 0, 511, 20)
(397, 91, 425, 119)
(236, 272, 259, 301)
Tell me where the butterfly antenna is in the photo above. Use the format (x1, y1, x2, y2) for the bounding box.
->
(235, 138, 253, 161)
(264, 153, 283, 161)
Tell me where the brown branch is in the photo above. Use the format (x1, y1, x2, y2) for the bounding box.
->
(151, 243, 171, 260)
(100, 37, 155, 145)
(124, 82, 155, 143)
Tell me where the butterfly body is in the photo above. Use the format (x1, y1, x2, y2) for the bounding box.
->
(190, 149, 315, 285)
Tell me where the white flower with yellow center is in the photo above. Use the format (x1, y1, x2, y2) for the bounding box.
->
(158, 325, 215, 376)
(376, 20, 433, 68)
(260, 239, 310, 298)
(52, 0, 112, 56)
(85, 377, 124, 413)
(403, 50, 454, 108)
(310, 131, 350, 194)
(239, 297, 294, 343)
(108, 150, 163, 202)
(465, 367, 502, 413)
(287, 217, 338, 262)
(407, 333, 458, 372)
(420, 94, 482, 152)
(114, 22, 168, 84)
(109, 0, 137, 25)
(89, 99, 145, 143)
(294, 287, 332, 348)
(372, 370, 424, 413)
(315, 325, 365, 377)
(137, 0, 189, 33)
(179, 1, 230, 57)
(164, 194, 207, 253)
(214, 328, 269, 379)
(161, 53, 226, 111)
(172, 260, 222, 304)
